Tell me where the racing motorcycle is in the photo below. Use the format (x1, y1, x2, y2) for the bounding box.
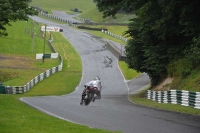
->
(80, 86, 98, 106)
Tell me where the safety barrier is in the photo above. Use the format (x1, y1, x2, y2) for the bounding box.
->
(40, 12, 78, 27)
(105, 42, 126, 61)
(146, 90, 200, 109)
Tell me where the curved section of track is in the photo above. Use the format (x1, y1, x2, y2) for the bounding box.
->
(22, 14, 200, 133)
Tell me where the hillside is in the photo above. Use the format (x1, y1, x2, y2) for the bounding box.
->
(30, 0, 96, 14)
(31, 0, 135, 23)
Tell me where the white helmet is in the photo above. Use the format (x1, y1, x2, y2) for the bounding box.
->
(94, 76, 100, 80)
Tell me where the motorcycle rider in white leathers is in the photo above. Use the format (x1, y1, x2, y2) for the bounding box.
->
(80, 76, 102, 104)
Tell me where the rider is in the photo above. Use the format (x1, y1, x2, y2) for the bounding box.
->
(80, 76, 102, 105)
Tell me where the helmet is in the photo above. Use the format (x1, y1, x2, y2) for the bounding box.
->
(94, 76, 100, 80)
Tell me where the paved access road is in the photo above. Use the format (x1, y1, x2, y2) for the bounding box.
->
(21, 13, 200, 133)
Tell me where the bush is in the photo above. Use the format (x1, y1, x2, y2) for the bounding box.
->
(185, 36, 200, 68)
(0, 70, 18, 82)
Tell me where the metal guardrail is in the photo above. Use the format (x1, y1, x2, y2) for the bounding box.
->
(146, 90, 200, 109)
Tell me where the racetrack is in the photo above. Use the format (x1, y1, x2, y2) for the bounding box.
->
(21, 12, 200, 133)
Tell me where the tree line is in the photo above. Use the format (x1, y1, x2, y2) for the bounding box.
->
(94, 0, 200, 86)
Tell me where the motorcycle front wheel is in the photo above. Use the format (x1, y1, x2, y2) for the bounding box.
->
(84, 93, 94, 105)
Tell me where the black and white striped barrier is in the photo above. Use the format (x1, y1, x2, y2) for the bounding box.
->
(5, 61, 63, 94)
(36, 53, 58, 59)
(146, 90, 200, 109)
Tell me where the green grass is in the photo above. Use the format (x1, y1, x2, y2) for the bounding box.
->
(79, 8, 136, 23)
(31, 0, 135, 24)
(78, 8, 105, 22)
(0, 21, 50, 55)
(30, 0, 96, 14)
(0, 19, 59, 86)
(167, 59, 200, 92)
(118, 61, 141, 80)
(24, 31, 83, 96)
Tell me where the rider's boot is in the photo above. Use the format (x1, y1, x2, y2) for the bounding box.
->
(92, 97, 96, 102)
(98, 92, 101, 99)
(91, 93, 96, 102)
(80, 100, 83, 105)
(80, 94, 85, 105)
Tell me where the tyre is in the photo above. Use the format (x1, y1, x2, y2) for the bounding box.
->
(84, 92, 94, 105)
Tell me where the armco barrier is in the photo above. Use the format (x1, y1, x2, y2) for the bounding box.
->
(146, 90, 200, 109)
(105, 42, 122, 59)
(5, 40, 63, 94)
(104, 42, 126, 61)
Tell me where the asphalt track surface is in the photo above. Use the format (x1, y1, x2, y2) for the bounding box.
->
(21, 12, 200, 133)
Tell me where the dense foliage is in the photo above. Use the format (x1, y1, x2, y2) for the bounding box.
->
(94, 0, 200, 85)
(0, 0, 38, 36)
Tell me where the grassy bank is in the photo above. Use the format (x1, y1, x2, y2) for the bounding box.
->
(31, 0, 134, 23)
(30, 0, 96, 14)
(118, 61, 141, 80)
(0, 19, 59, 86)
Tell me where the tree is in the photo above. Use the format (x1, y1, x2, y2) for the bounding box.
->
(93, 0, 146, 18)
(0, 0, 38, 36)
(94, 0, 200, 85)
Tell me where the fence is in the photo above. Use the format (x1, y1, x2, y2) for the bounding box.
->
(101, 29, 128, 43)
(39, 12, 128, 27)
(40, 12, 78, 28)
(146, 90, 200, 109)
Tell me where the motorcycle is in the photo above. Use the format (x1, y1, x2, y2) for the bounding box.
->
(80, 86, 98, 106)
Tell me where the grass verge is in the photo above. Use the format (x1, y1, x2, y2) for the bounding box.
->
(118, 61, 141, 80)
